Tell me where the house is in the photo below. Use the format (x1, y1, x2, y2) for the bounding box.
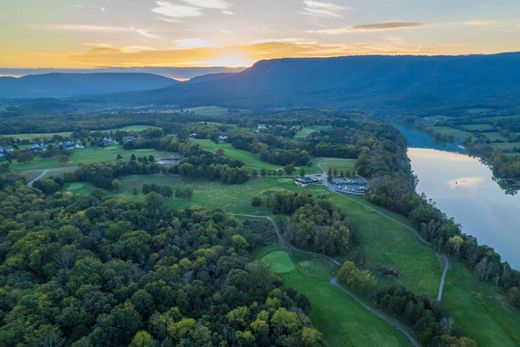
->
(59, 140, 84, 151)
(294, 175, 321, 187)
(28, 143, 48, 153)
(100, 137, 118, 146)
(218, 135, 229, 141)
(123, 136, 137, 144)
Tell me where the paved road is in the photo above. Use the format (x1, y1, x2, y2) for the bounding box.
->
(317, 160, 449, 302)
(27, 169, 49, 187)
(235, 213, 418, 347)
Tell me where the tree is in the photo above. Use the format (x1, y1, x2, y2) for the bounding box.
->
(337, 261, 376, 295)
(216, 148, 225, 157)
(59, 155, 69, 164)
(448, 235, 464, 255)
(129, 331, 154, 347)
(300, 168, 305, 177)
(251, 196, 262, 207)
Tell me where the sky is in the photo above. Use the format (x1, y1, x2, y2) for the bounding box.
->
(1, 0, 520, 68)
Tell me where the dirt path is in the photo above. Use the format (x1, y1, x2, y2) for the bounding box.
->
(234, 213, 419, 347)
(317, 159, 449, 302)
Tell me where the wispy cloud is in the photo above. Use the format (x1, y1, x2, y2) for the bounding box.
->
(179, 0, 231, 10)
(302, 0, 348, 18)
(310, 21, 424, 34)
(152, 0, 233, 19)
(463, 19, 498, 26)
(152, 1, 203, 18)
(75, 4, 106, 13)
(35, 24, 161, 39)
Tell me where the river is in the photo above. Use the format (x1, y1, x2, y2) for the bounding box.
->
(397, 126, 520, 269)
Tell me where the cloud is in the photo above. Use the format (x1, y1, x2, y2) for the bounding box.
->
(463, 19, 498, 26)
(35, 24, 161, 39)
(310, 21, 424, 34)
(152, 1, 203, 18)
(179, 0, 231, 10)
(302, 0, 348, 18)
(75, 4, 106, 13)
(152, 0, 233, 19)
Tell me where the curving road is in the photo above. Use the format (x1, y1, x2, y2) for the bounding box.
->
(317, 160, 449, 302)
(234, 213, 419, 347)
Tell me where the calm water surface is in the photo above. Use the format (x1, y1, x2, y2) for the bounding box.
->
(400, 127, 520, 268)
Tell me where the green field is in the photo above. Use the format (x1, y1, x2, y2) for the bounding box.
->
(427, 126, 475, 141)
(11, 145, 174, 172)
(257, 246, 412, 347)
(313, 158, 356, 176)
(62, 174, 520, 345)
(260, 250, 296, 273)
(194, 139, 320, 174)
(0, 131, 72, 141)
(295, 125, 332, 139)
(483, 132, 508, 143)
(106, 125, 161, 132)
(183, 106, 229, 116)
(460, 124, 495, 132)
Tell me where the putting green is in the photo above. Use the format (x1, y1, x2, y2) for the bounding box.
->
(261, 251, 296, 274)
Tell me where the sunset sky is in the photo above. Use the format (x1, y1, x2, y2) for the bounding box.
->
(2, 0, 519, 68)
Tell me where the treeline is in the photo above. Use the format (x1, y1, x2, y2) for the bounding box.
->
(265, 192, 351, 256)
(0, 175, 325, 346)
(376, 287, 476, 346)
(367, 175, 520, 308)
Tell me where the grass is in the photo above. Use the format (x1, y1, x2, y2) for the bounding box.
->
(313, 158, 356, 176)
(490, 142, 520, 152)
(63, 174, 520, 345)
(260, 250, 296, 273)
(294, 125, 332, 139)
(257, 246, 412, 347)
(10, 145, 174, 172)
(0, 131, 72, 141)
(460, 124, 495, 132)
(106, 125, 161, 132)
(483, 132, 508, 143)
(194, 139, 320, 174)
(183, 106, 229, 116)
(427, 126, 475, 141)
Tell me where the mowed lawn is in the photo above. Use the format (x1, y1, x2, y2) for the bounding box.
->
(257, 246, 412, 347)
(10, 145, 174, 172)
(194, 139, 320, 174)
(63, 174, 520, 345)
(313, 158, 356, 175)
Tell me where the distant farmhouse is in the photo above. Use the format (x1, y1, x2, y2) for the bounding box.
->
(0, 146, 14, 159)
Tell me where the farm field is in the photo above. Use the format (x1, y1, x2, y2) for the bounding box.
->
(0, 131, 72, 140)
(183, 106, 229, 116)
(10, 145, 174, 172)
(194, 139, 320, 174)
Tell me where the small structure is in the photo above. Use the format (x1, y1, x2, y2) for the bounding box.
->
(100, 137, 118, 146)
(59, 140, 84, 151)
(28, 143, 48, 153)
(218, 135, 229, 141)
(123, 136, 137, 144)
(294, 175, 321, 187)
(156, 155, 182, 165)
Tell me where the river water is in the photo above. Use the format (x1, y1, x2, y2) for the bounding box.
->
(397, 126, 520, 269)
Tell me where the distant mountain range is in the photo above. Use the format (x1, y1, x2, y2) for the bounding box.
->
(0, 73, 177, 98)
(3, 53, 520, 115)
(117, 53, 520, 115)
